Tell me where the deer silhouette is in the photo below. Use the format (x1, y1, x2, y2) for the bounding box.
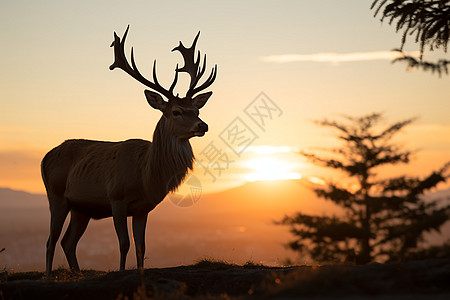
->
(41, 26, 217, 276)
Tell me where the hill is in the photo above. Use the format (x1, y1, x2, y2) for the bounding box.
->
(1, 259, 449, 299)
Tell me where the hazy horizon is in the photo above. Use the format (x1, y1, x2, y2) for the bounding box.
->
(1, 180, 449, 272)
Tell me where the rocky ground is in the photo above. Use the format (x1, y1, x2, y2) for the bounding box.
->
(1, 259, 449, 300)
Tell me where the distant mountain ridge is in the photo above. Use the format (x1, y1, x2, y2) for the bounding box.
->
(0, 187, 47, 209)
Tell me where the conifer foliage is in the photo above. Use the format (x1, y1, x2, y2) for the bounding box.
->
(279, 113, 449, 264)
(371, 0, 450, 75)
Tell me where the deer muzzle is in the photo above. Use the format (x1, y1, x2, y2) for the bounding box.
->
(191, 121, 208, 137)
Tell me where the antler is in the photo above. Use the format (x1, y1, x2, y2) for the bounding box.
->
(172, 31, 217, 99)
(110, 25, 178, 100)
(110, 27, 216, 101)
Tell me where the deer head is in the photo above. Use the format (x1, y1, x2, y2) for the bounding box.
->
(109, 26, 217, 140)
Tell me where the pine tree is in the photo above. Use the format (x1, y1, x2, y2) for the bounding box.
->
(371, 0, 450, 75)
(279, 113, 449, 264)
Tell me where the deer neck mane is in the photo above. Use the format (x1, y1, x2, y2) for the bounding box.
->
(147, 117, 194, 196)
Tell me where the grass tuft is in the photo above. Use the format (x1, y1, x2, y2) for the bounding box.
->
(193, 258, 238, 270)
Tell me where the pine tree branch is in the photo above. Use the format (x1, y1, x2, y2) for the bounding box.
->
(371, 0, 450, 76)
(379, 117, 417, 139)
(314, 185, 357, 209)
(392, 51, 450, 75)
(408, 164, 450, 199)
(278, 213, 367, 241)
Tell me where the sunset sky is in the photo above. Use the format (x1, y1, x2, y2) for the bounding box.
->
(1, 0, 449, 195)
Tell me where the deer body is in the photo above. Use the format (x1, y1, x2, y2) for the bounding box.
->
(43, 133, 192, 219)
(42, 27, 216, 276)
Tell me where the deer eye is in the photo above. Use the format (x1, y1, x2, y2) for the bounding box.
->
(172, 110, 182, 117)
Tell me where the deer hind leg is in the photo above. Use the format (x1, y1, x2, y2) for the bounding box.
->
(112, 201, 130, 271)
(61, 210, 90, 272)
(46, 195, 70, 277)
(132, 214, 148, 270)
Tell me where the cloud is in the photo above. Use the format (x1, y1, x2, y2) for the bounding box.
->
(260, 51, 421, 64)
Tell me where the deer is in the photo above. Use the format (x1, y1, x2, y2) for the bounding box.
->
(41, 26, 217, 276)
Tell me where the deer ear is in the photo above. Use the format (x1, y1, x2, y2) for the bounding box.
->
(145, 90, 167, 111)
(192, 92, 212, 109)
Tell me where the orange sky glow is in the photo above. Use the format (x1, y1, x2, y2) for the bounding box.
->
(1, 1, 450, 271)
(1, 0, 449, 194)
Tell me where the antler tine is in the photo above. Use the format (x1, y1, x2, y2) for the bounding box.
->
(192, 53, 207, 87)
(110, 26, 175, 100)
(172, 31, 217, 99)
(190, 64, 217, 97)
(172, 32, 201, 78)
(168, 64, 179, 94)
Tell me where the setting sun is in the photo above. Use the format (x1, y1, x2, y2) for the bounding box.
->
(243, 156, 302, 182)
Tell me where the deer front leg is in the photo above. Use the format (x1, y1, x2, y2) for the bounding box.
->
(112, 201, 130, 271)
(132, 213, 148, 270)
